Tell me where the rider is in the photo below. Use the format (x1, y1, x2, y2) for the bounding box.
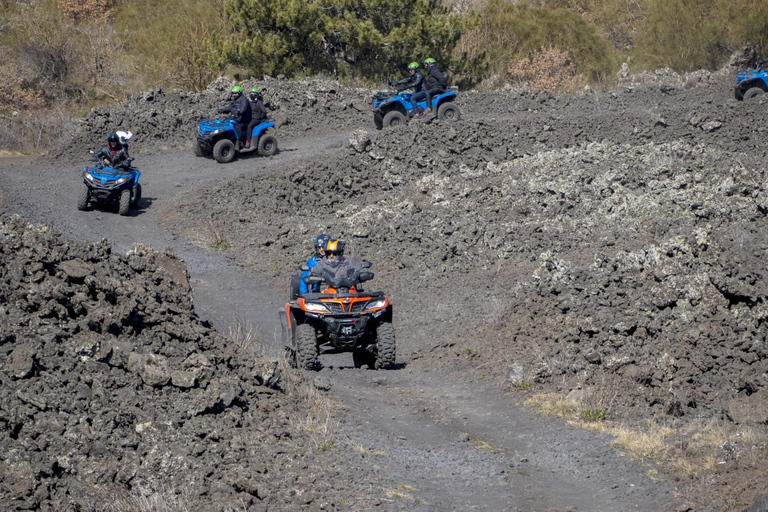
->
(299, 233, 331, 294)
(310, 239, 362, 282)
(422, 58, 447, 118)
(394, 62, 425, 116)
(218, 85, 252, 149)
(95, 132, 130, 168)
(244, 88, 268, 149)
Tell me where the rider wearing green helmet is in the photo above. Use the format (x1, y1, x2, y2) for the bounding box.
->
(217, 84, 252, 149)
(422, 58, 446, 117)
(393, 61, 426, 117)
(245, 87, 268, 149)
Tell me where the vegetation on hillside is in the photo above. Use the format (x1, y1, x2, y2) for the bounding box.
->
(0, 0, 766, 153)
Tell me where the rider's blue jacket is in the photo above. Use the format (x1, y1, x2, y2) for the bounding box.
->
(299, 255, 321, 293)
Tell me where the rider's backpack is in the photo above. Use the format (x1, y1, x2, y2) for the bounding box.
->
(430, 67, 448, 90)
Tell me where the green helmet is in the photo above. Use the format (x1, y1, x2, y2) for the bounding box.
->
(408, 62, 419, 70)
(424, 58, 436, 66)
(231, 85, 243, 93)
(249, 87, 260, 94)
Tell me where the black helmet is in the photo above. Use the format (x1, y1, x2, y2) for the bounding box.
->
(107, 132, 119, 143)
(314, 233, 331, 251)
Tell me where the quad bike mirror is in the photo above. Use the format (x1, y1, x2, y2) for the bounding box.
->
(299, 264, 310, 271)
(358, 271, 374, 282)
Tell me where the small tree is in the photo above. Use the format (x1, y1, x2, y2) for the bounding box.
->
(211, 0, 473, 81)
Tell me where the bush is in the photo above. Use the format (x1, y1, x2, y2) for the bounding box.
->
(210, 0, 473, 82)
(456, 0, 616, 87)
(634, 0, 726, 72)
(114, 0, 228, 91)
(507, 45, 586, 93)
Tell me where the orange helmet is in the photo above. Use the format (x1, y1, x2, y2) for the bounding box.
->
(325, 239, 345, 254)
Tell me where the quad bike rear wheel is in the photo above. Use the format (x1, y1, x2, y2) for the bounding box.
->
(295, 323, 319, 371)
(213, 139, 236, 163)
(383, 111, 406, 128)
(118, 189, 131, 216)
(375, 322, 396, 369)
(77, 184, 90, 211)
(438, 103, 461, 121)
(744, 87, 765, 100)
(258, 135, 278, 156)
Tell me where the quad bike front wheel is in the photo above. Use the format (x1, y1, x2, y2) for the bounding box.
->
(438, 103, 461, 121)
(193, 139, 204, 157)
(77, 184, 90, 211)
(383, 111, 406, 128)
(295, 323, 319, 371)
(118, 189, 131, 216)
(213, 139, 236, 163)
(375, 322, 396, 369)
(744, 87, 765, 100)
(258, 135, 278, 156)
(373, 113, 384, 130)
(132, 184, 142, 207)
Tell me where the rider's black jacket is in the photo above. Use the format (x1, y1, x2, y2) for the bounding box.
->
(220, 93, 252, 124)
(425, 66, 445, 91)
(95, 144, 130, 168)
(249, 97, 267, 122)
(395, 70, 425, 93)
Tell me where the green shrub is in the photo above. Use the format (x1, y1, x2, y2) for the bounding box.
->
(456, 0, 616, 86)
(209, 0, 474, 82)
(114, 0, 228, 91)
(634, 0, 726, 72)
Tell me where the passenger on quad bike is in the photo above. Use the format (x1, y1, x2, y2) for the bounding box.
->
(420, 58, 448, 119)
(217, 85, 251, 149)
(299, 233, 332, 294)
(95, 132, 130, 168)
(310, 239, 363, 285)
(245, 88, 267, 149)
(394, 62, 426, 115)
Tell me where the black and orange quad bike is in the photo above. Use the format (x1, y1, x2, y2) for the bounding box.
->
(280, 262, 395, 371)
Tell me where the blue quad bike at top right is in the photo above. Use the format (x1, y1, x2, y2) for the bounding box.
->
(194, 117, 278, 163)
(371, 83, 461, 129)
(734, 59, 768, 101)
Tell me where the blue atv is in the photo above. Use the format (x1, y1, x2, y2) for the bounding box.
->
(194, 117, 278, 163)
(734, 59, 768, 101)
(78, 153, 141, 216)
(371, 83, 461, 129)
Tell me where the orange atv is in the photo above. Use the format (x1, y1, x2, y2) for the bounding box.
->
(280, 262, 395, 370)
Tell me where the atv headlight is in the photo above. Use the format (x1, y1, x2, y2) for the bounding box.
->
(84, 172, 94, 182)
(115, 177, 129, 185)
(212, 129, 224, 136)
(304, 302, 330, 313)
(365, 299, 387, 311)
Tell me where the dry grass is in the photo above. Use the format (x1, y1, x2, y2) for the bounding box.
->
(525, 389, 768, 484)
(277, 350, 343, 451)
(226, 313, 264, 354)
(189, 215, 231, 250)
(507, 46, 587, 94)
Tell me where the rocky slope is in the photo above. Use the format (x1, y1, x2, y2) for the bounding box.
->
(154, 74, 768, 508)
